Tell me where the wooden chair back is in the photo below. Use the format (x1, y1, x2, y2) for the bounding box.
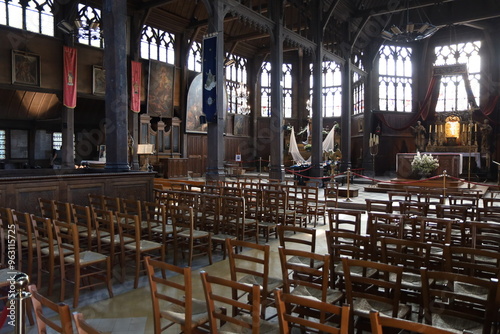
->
(327, 208, 363, 235)
(31, 214, 57, 295)
(145, 256, 209, 334)
(72, 312, 102, 334)
(28, 284, 73, 334)
(370, 310, 456, 334)
(11, 210, 34, 277)
(71, 204, 94, 250)
(444, 244, 500, 280)
(277, 224, 316, 253)
(38, 198, 55, 219)
(275, 289, 350, 334)
(200, 271, 263, 334)
(53, 200, 73, 223)
(471, 221, 500, 252)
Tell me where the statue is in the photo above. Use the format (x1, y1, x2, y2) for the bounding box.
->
(297, 118, 312, 145)
(478, 119, 492, 154)
(410, 121, 427, 152)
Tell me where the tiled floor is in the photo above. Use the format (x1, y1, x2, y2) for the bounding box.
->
(5, 173, 497, 333)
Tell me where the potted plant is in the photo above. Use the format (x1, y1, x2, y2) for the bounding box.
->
(411, 152, 439, 179)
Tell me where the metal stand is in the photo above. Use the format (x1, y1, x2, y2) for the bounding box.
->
(344, 168, 352, 202)
(13, 273, 30, 334)
(370, 144, 379, 186)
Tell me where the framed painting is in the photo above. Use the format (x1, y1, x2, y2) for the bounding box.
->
(147, 60, 174, 118)
(12, 50, 40, 86)
(93, 65, 106, 95)
(234, 114, 245, 136)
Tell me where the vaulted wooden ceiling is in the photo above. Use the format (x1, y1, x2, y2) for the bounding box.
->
(122, 0, 500, 60)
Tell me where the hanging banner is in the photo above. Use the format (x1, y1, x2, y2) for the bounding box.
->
(63, 46, 77, 108)
(130, 60, 141, 112)
(202, 34, 217, 123)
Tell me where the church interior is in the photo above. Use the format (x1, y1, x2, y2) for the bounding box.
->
(1, 0, 500, 333)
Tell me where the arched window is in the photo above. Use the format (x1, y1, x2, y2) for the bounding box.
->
(225, 54, 249, 114)
(75, 4, 103, 48)
(434, 41, 481, 112)
(140, 26, 175, 64)
(187, 41, 202, 72)
(0, 130, 5, 159)
(259, 62, 293, 118)
(308, 61, 342, 117)
(0, 0, 54, 36)
(353, 71, 365, 115)
(378, 45, 413, 112)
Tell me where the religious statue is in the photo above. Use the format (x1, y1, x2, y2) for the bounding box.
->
(410, 121, 427, 152)
(128, 132, 134, 167)
(478, 119, 492, 154)
(297, 118, 312, 145)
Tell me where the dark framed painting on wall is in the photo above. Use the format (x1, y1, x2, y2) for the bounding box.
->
(12, 50, 40, 86)
(92, 65, 106, 95)
(147, 60, 174, 118)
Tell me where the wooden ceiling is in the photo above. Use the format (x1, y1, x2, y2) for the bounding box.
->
(121, 0, 500, 60)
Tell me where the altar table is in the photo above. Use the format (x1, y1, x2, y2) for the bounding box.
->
(396, 153, 463, 178)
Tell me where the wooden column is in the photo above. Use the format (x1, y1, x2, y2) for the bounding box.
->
(269, 0, 285, 181)
(61, 107, 74, 169)
(204, 0, 226, 180)
(310, 0, 324, 181)
(341, 55, 352, 170)
(102, 0, 129, 172)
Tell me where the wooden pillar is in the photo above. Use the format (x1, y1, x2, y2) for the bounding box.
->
(102, 0, 129, 172)
(269, 0, 285, 181)
(341, 55, 352, 170)
(61, 107, 75, 169)
(310, 0, 324, 180)
(204, 0, 226, 180)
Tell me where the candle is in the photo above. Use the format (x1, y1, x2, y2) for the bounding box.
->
(475, 123, 477, 132)
(375, 135, 379, 145)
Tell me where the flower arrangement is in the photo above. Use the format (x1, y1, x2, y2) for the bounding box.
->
(411, 152, 439, 175)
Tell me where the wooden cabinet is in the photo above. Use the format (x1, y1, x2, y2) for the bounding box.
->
(161, 158, 188, 178)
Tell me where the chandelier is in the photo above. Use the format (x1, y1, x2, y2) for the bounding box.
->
(57, 4, 102, 40)
(381, 1, 438, 42)
(236, 84, 251, 115)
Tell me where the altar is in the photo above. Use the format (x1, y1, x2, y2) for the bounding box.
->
(396, 153, 463, 178)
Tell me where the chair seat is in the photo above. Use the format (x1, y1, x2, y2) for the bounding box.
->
(238, 274, 283, 291)
(41, 245, 73, 257)
(287, 256, 324, 269)
(151, 225, 176, 234)
(431, 314, 482, 334)
(65, 250, 108, 265)
(219, 314, 279, 334)
(389, 272, 423, 289)
(291, 285, 343, 304)
(161, 298, 209, 327)
(124, 240, 162, 251)
(353, 298, 410, 319)
(334, 263, 377, 277)
(178, 230, 210, 238)
(102, 234, 133, 244)
(211, 233, 237, 242)
(258, 221, 277, 228)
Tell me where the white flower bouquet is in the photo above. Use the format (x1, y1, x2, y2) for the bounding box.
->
(411, 152, 439, 175)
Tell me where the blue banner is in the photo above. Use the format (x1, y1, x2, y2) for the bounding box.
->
(203, 35, 217, 123)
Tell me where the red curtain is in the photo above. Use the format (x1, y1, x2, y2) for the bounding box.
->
(130, 60, 141, 112)
(63, 46, 77, 108)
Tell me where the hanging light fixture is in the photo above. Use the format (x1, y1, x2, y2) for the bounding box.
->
(57, 4, 102, 40)
(381, 0, 438, 43)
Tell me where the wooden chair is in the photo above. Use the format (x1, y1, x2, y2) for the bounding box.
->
(398, 200, 429, 217)
(88, 193, 105, 211)
(145, 256, 211, 334)
(120, 198, 152, 234)
(242, 188, 263, 222)
(170, 205, 212, 266)
(200, 271, 279, 334)
(342, 258, 411, 332)
(416, 192, 446, 217)
(417, 216, 453, 270)
(11, 210, 35, 278)
(198, 193, 221, 233)
(260, 189, 293, 242)
(116, 212, 165, 288)
(38, 197, 56, 220)
(71, 204, 96, 250)
(370, 310, 457, 334)
(52, 218, 113, 308)
(366, 212, 405, 261)
(278, 247, 343, 306)
(444, 244, 500, 280)
(365, 199, 393, 213)
(277, 224, 323, 269)
(226, 238, 283, 319)
(53, 200, 73, 223)
(144, 201, 175, 255)
(28, 284, 73, 334)
(420, 267, 499, 334)
(302, 186, 326, 227)
(72, 312, 102, 334)
(275, 289, 350, 334)
(471, 221, 500, 253)
(327, 208, 364, 235)
(324, 180, 339, 208)
(102, 195, 120, 213)
(31, 214, 60, 296)
(92, 208, 121, 275)
(380, 236, 431, 319)
(325, 231, 373, 290)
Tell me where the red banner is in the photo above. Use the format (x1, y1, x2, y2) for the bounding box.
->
(63, 46, 77, 108)
(130, 60, 141, 112)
